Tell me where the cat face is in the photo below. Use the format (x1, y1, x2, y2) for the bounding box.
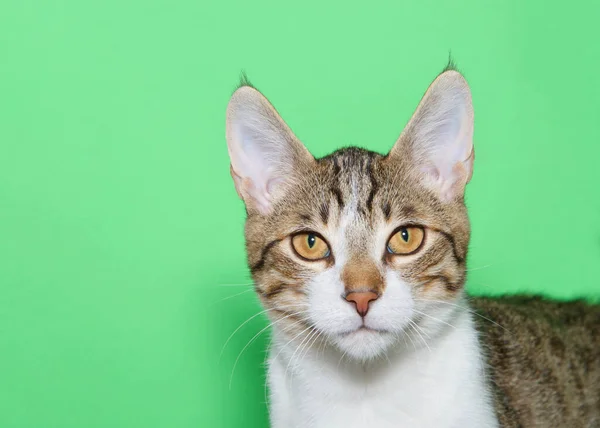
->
(226, 70, 474, 360)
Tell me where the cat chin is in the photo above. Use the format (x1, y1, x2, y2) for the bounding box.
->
(332, 328, 397, 361)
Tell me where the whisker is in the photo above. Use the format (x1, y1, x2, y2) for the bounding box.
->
(211, 288, 254, 306)
(465, 264, 494, 273)
(263, 339, 272, 421)
(220, 307, 274, 360)
(272, 323, 315, 365)
(317, 329, 329, 359)
(412, 309, 457, 330)
(300, 328, 323, 363)
(413, 298, 511, 333)
(403, 320, 419, 352)
(412, 321, 431, 339)
(336, 347, 349, 370)
(397, 329, 410, 350)
(220, 304, 310, 361)
(216, 283, 254, 287)
(228, 310, 307, 389)
(408, 319, 431, 353)
(285, 327, 318, 382)
(382, 350, 393, 369)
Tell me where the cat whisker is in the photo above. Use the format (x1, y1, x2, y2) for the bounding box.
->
(336, 347, 350, 370)
(281, 325, 317, 382)
(413, 298, 511, 334)
(403, 321, 419, 352)
(285, 326, 319, 383)
(220, 307, 274, 360)
(317, 329, 329, 359)
(302, 328, 324, 362)
(216, 283, 254, 287)
(221, 304, 310, 360)
(465, 264, 494, 272)
(272, 322, 315, 363)
(382, 350, 393, 369)
(262, 319, 308, 417)
(412, 308, 457, 330)
(228, 310, 308, 390)
(407, 319, 431, 353)
(211, 288, 254, 306)
(287, 327, 324, 391)
(263, 341, 273, 422)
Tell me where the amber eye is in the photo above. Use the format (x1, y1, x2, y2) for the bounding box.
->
(291, 233, 331, 261)
(387, 226, 425, 255)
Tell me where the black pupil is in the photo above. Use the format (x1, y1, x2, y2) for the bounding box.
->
(400, 228, 409, 242)
(307, 234, 316, 248)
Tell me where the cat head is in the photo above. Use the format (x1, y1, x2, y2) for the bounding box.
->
(225, 70, 474, 360)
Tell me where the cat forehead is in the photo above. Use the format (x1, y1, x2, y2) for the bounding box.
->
(265, 146, 434, 230)
(306, 148, 423, 209)
(319, 148, 382, 202)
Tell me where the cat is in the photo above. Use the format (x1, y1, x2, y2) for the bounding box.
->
(224, 66, 600, 427)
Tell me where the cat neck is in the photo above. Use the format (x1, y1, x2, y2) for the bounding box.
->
(267, 306, 498, 428)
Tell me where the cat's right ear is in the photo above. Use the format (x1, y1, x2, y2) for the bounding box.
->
(226, 86, 314, 215)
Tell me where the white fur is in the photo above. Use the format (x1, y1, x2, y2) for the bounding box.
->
(268, 307, 498, 428)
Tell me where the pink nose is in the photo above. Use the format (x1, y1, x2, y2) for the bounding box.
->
(344, 291, 379, 317)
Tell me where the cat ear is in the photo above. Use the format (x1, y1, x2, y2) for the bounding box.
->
(226, 86, 314, 214)
(390, 70, 474, 201)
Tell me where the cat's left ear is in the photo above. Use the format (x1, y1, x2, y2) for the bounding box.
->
(390, 70, 474, 201)
(226, 85, 314, 215)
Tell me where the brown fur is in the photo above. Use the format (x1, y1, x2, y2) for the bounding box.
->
(342, 259, 385, 295)
(472, 296, 600, 427)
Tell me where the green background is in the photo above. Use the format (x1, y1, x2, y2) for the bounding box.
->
(1, 0, 599, 426)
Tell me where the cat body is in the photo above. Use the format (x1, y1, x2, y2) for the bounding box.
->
(224, 68, 600, 427)
(474, 296, 600, 427)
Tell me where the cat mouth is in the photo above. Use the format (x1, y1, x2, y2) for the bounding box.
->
(340, 325, 387, 336)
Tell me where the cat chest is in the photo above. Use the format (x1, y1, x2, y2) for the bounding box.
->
(298, 377, 464, 427)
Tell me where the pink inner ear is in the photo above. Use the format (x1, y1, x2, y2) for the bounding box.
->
(230, 165, 245, 200)
(420, 157, 472, 202)
(230, 164, 272, 214)
(421, 165, 441, 182)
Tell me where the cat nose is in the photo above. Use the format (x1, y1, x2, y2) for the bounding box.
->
(344, 291, 379, 317)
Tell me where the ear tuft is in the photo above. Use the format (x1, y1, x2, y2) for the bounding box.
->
(234, 70, 256, 93)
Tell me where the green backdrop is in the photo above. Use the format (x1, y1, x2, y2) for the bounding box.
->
(1, 0, 599, 426)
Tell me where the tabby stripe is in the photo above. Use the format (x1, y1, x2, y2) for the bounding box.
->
(332, 188, 344, 207)
(263, 283, 287, 298)
(366, 155, 379, 213)
(319, 202, 329, 224)
(256, 284, 308, 299)
(332, 156, 341, 174)
(436, 230, 465, 264)
(250, 238, 282, 273)
(420, 274, 461, 292)
(382, 202, 391, 220)
(331, 156, 345, 208)
(270, 307, 306, 319)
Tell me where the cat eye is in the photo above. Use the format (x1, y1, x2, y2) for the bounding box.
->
(291, 232, 331, 261)
(387, 226, 425, 255)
